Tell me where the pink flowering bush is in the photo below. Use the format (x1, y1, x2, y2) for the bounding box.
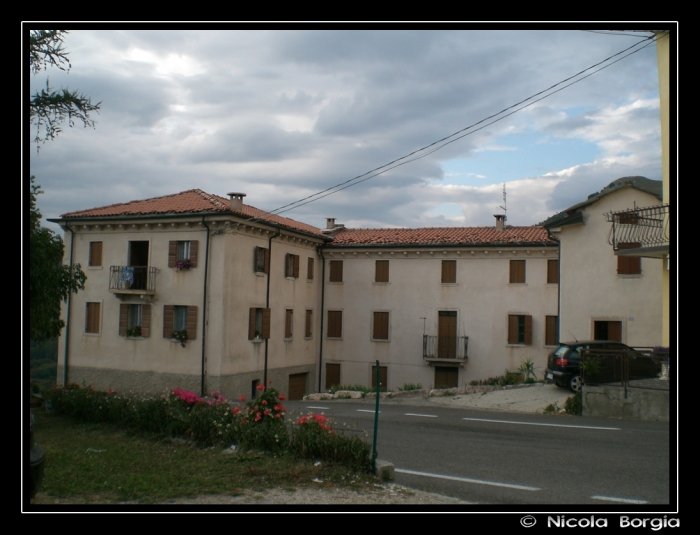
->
(235, 384, 288, 453)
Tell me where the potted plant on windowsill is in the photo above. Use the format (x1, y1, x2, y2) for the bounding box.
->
(254, 329, 262, 340)
(126, 325, 142, 338)
(173, 329, 187, 347)
(175, 259, 192, 271)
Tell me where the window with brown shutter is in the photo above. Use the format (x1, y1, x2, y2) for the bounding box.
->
(163, 305, 196, 340)
(120, 304, 151, 337)
(168, 241, 198, 268)
(594, 320, 622, 342)
(547, 259, 558, 284)
(255, 247, 270, 274)
(545, 315, 558, 346)
(373, 311, 389, 340)
(307, 257, 314, 280)
(285, 309, 293, 339)
(305, 310, 313, 338)
(89, 242, 102, 267)
(327, 310, 342, 338)
(85, 302, 100, 333)
(508, 314, 532, 345)
(248, 308, 271, 340)
(616, 244, 641, 275)
(441, 260, 456, 283)
(329, 260, 343, 282)
(510, 260, 526, 283)
(285, 254, 300, 278)
(375, 260, 389, 283)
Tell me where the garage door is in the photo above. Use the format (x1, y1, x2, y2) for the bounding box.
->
(288, 373, 307, 400)
(371, 366, 387, 392)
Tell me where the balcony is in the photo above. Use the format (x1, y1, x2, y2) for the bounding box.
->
(423, 335, 469, 363)
(109, 266, 157, 296)
(605, 204, 669, 258)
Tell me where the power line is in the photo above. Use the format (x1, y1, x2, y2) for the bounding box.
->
(239, 33, 658, 225)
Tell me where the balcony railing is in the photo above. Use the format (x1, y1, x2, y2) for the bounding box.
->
(605, 204, 669, 254)
(423, 335, 469, 360)
(109, 266, 156, 294)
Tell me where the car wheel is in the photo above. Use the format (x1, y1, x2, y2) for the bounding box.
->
(568, 374, 582, 393)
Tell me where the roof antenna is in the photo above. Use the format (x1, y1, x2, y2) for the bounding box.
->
(499, 183, 507, 225)
(568, 330, 578, 343)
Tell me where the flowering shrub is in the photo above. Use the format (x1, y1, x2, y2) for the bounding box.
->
(235, 384, 288, 453)
(175, 259, 192, 271)
(172, 329, 187, 347)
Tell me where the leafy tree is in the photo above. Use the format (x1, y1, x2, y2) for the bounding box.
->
(29, 30, 101, 146)
(29, 176, 86, 340)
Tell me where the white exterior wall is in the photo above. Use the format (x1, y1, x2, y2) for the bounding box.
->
(551, 188, 663, 347)
(57, 216, 324, 400)
(321, 246, 559, 390)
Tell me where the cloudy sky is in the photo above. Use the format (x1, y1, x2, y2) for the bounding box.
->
(27, 28, 666, 234)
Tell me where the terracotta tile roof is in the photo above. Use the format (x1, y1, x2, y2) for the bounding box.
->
(326, 226, 555, 247)
(59, 189, 326, 238)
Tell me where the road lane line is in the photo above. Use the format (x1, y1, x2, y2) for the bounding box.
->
(405, 413, 438, 418)
(462, 417, 620, 430)
(306, 406, 330, 410)
(396, 468, 540, 491)
(356, 409, 379, 413)
(591, 495, 648, 504)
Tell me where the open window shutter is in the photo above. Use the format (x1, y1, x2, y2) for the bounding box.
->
(119, 304, 128, 336)
(163, 305, 174, 338)
(293, 255, 300, 278)
(189, 241, 198, 267)
(141, 305, 151, 337)
(262, 308, 271, 339)
(285, 309, 293, 338)
(508, 315, 518, 344)
(248, 308, 257, 340)
(264, 248, 270, 274)
(305, 310, 312, 337)
(307, 257, 314, 280)
(168, 242, 177, 268)
(524, 315, 533, 345)
(609, 321, 622, 342)
(186, 306, 197, 340)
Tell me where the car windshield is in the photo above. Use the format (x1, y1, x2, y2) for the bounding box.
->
(554, 345, 571, 357)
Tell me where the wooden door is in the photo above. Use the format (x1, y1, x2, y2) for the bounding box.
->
(288, 373, 307, 400)
(325, 363, 341, 390)
(371, 366, 387, 392)
(438, 311, 457, 358)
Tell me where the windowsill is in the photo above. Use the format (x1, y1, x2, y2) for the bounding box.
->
(547, 282, 558, 285)
(440, 283, 458, 286)
(87, 266, 103, 270)
(126, 336, 145, 340)
(544, 344, 559, 348)
(505, 343, 530, 347)
(304, 336, 313, 340)
(284, 338, 293, 342)
(328, 281, 343, 285)
(251, 338, 264, 344)
(326, 337, 343, 341)
(371, 339, 390, 343)
(617, 274, 642, 278)
(84, 333, 100, 337)
(508, 283, 527, 286)
(255, 272, 266, 277)
(286, 276, 296, 281)
(373, 282, 390, 286)
(307, 279, 314, 283)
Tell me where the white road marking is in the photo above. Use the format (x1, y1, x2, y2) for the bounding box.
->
(356, 409, 379, 413)
(462, 417, 620, 430)
(405, 413, 437, 418)
(396, 468, 540, 491)
(591, 495, 648, 504)
(306, 406, 330, 410)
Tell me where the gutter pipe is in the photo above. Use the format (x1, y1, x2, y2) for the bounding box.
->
(263, 229, 281, 386)
(200, 218, 211, 397)
(317, 247, 326, 393)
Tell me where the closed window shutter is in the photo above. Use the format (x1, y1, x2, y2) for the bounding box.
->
(374, 312, 389, 340)
(608, 321, 622, 342)
(510, 260, 525, 283)
(141, 305, 151, 337)
(305, 310, 312, 337)
(328, 311, 342, 337)
(618, 256, 641, 275)
(262, 308, 271, 339)
(545, 315, 557, 345)
(307, 257, 314, 280)
(441, 261, 456, 283)
(524, 315, 532, 345)
(285, 309, 293, 338)
(330, 261, 343, 282)
(375, 261, 389, 282)
(186, 306, 197, 340)
(248, 308, 257, 340)
(86, 303, 100, 333)
(508, 315, 519, 344)
(90, 242, 102, 267)
(189, 241, 198, 267)
(547, 259, 558, 284)
(293, 255, 300, 278)
(119, 304, 128, 336)
(163, 305, 174, 338)
(168, 242, 177, 268)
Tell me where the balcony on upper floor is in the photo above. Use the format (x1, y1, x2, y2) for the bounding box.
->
(423, 335, 469, 363)
(109, 266, 157, 296)
(605, 204, 670, 259)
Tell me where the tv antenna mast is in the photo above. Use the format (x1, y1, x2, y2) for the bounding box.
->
(499, 183, 507, 223)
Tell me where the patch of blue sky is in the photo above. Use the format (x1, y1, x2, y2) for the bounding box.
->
(439, 132, 600, 186)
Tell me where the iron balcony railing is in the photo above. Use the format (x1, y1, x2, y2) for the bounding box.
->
(423, 335, 469, 360)
(109, 266, 157, 293)
(605, 204, 669, 251)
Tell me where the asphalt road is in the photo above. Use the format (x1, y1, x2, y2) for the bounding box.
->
(284, 391, 672, 506)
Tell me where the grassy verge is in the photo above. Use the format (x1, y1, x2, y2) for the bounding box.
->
(31, 411, 376, 504)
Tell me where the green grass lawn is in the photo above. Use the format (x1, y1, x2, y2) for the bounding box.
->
(31, 411, 376, 504)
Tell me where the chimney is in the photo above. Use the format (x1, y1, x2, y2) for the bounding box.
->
(494, 214, 506, 231)
(227, 192, 246, 212)
(326, 217, 336, 230)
